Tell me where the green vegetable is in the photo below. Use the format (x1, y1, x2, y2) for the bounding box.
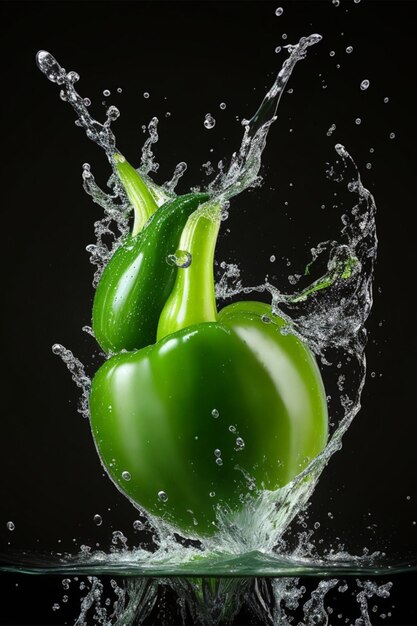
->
(92, 155, 209, 353)
(89, 190, 328, 538)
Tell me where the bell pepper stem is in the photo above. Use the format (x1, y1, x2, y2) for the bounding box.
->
(157, 202, 221, 341)
(114, 153, 158, 236)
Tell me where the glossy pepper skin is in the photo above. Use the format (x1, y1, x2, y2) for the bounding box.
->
(93, 192, 209, 353)
(90, 300, 328, 537)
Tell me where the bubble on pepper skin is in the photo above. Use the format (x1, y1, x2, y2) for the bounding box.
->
(158, 491, 168, 502)
(214, 449, 222, 458)
(166, 251, 192, 269)
(93, 514, 103, 526)
(209, 491, 216, 498)
(6, 521, 15, 531)
(122, 471, 131, 481)
(215, 458, 223, 466)
(261, 314, 272, 324)
(211, 409, 219, 418)
(229, 425, 237, 433)
(235, 437, 245, 451)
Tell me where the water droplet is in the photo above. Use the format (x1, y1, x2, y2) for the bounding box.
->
(235, 437, 245, 450)
(143, 92, 150, 99)
(83, 97, 91, 107)
(275, 46, 282, 54)
(214, 448, 222, 458)
(329, 50, 335, 57)
(122, 471, 131, 481)
(133, 520, 145, 531)
(52, 343, 64, 356)
(282, 33, 287, 40)
(106, 105, 120, 121)
(261, 314, 271, 324)
(36, 50, 66, 84)
(67, 71, 79, 84)
(6, 521, 15, 531)
(158, 490, 168, 502)
(327, 123, 336, 136)
(52, 603, 60, 612)
(229, 425, 236, 433)
(360, 79, 370, 91)
(117, 87, 122, 93)
(209, 491, 216, 497)
(93, 514, 102, 526)
(389, 132, 396, 139)
(366, 162, 372, 169)
(370, 371, 376, 378)
(384, 96, 389, 103)
(355, 118, 361, 125)
(314, 521, 321, 530)
(354, 0, 361, 3)
(204, 113, 216, 129)
(270, 255, 276, 262)
(103, 89, 110, 97)
(275, 7, 283, 16)
(211, 409, 219, 418)
(219, 102, 226, 110)
(166, 250, 192, 268)
(346, 46, 353, 54)
(369, 147, 375, 153)
(215, 458, 223, 466)
(332, 0, 340, 6)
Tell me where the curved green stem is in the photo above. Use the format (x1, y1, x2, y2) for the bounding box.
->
(157, 203, 221, 341)
(114, 153, 158, 236)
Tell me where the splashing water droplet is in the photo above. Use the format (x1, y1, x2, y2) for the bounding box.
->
(275, 7, 283, 16)
(122, 471, 131, 481)
(327, 123, 336, 136)
(158, 491, 168, 502)
(211, 409, 219, 418)
(103, 89, 110, 97)
(270, 254, 276, 262)
(346, 46, 353, 54)
(143, 92, 150, 99)
(133, 520, 145, 531)
(355, 117, 362, 125)
(93, 514, 102, 526)
(36, 50, 66, 84)
(220, 102, 226, 110)
(360, 79, 370, 91)
(204, 113, 216, 129)
(389, 132, 396, 139)
(6, 521, 15, 531)
(275, 46, 282, 54)
(117, 87, 122, 93)
(332, 0, 340, 6)
(329, 50, 335, 57)
(384, 96, 389, 103)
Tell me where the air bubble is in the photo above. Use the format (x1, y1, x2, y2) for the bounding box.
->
(158, 490, 168, 502)
(360, 79, 370, 91)
(204, 113, 216, 129)
(122, 471, 131, 481)
(93, 514, 102, 526)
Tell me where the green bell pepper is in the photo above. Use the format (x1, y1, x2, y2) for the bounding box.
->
(89, 184, 328, 538)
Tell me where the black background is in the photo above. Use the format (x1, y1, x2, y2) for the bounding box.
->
(0, 1, 416, 624)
